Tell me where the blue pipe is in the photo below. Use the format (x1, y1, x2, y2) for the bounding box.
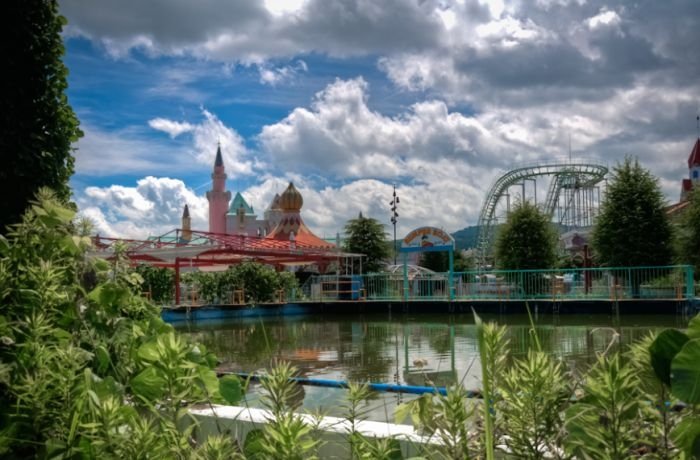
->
(225, 372, 482, 397)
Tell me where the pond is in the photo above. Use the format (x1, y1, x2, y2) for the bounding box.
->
(176, 313, 689, 422)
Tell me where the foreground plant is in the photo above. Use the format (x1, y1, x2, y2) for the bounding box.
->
(499, 350, 568, 459)
(0, 190, 243, 458)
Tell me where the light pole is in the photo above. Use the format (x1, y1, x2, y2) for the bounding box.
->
(390, 184, 399, 266)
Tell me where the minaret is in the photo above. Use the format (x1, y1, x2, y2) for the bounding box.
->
(181, 204, 192, 242)
(205, 144, 231, 233)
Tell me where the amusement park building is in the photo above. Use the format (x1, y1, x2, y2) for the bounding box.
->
(195, 145, 332, 249)
(680, 138, 700, 201)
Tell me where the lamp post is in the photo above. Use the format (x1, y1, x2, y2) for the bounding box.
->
(390, 184, 399, 266)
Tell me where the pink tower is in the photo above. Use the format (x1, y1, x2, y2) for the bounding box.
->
(205, 145, 231, 234)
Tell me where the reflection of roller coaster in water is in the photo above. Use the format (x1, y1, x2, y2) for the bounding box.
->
(476, 160, 608, 263)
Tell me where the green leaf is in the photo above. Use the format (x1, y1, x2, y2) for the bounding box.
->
(95, 345, 110, 373)
(52, 328, 72, 343)
(130, 367, 166, 401)
(93, 376, 120, 401)
(60, 235, 80, 255)
(93, 258, 110, 272)
(137, 341, 160, 362)
(219, 374, 242, 405)
(243, 429, 265, 458)
(687, 314, 700, 340)
(670, 415, 700, 459)
(196, 365, 220, 397)
(649, 329, 689, 385)
(87, 285, 102, 303)
(671, 338, 700, 404)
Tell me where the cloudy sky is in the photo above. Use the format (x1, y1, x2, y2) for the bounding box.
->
(61, 0, 700, 240)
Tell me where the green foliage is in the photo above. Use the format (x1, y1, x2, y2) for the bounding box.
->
(592, 157, 673, 267)
(0, 192, 242, 458)
(253, 362, 321, 460)
(499, 350, 568, 459)
(1, 0, 83, 233)
(676, 187, 700, 274)
(343, 214, 390, 273)
(395, 385, 477, 459)
(649, 330, 690, 386)
(474, 313, 508, 460)
(494, 200, 558, 270)
(134, 264, 174, 304)
(183, 262, 298, 304)
(419, 250, 474, 273)
(342, 382, 403, 459)
(564, 355, 642, 459)
(671, 338, 700, 404)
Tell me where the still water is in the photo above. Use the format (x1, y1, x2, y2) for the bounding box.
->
(177, 313, 688, 422)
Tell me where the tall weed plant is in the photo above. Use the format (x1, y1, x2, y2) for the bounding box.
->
(0, 190, 243, 458)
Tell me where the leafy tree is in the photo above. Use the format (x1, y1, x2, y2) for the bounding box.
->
(592, 157, 672, 267)
(675, 187, 700, 274)
(343, 213, 390, 273)
(419, 250, 474, 272)
(494, 200, 558, 270)
(182, 262, 298, 303)
(1, 0, 82, 233)
(134, 264, 175, 304)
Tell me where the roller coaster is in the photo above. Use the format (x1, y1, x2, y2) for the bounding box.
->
(476, 161, 608, 263)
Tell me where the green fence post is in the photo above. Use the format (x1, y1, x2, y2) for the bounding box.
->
(449, 249, 454, 301)
(686, 265, 695, 300)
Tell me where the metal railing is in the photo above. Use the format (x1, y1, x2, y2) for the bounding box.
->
(304, 265, 695, 302)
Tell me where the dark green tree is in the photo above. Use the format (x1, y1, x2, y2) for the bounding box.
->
(420, 250, 474, 272)
(675, 187, 700, 274)
(343, 213, 390, 273)
(134, 264, 175, 304)
(495, 200, 558, 270)
(592, 157, 672, 267)
(1, 0, 82, 233)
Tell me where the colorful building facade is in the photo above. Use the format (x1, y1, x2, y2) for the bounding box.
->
(193, 145, 332, 248)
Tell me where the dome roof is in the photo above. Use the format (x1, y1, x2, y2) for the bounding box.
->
(279, 182, 303, 211)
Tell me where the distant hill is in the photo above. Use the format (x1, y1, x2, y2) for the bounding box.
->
(452, 222, 579, 251)
(451, 225, 480, 250)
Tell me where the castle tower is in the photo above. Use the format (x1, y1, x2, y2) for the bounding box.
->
(264, 193, 283, 232)
(681, 138, 700, 201)
(205, 145, 231, 233)
(181, 204, 192, 242)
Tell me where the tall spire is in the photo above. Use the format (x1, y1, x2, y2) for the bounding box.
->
(206, 144, 231, 234)
(215, 142, 223, 167)
(181, 204, 192, 242)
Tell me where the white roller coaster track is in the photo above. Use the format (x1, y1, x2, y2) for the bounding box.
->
(476, 162, 608, 261)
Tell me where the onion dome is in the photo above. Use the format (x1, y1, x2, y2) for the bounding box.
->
(279, 182, 303, 211)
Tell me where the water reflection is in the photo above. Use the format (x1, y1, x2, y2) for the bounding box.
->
(177, 313, 686, 421)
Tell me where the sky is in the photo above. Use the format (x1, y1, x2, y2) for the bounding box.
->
(60, 0, 700, 240)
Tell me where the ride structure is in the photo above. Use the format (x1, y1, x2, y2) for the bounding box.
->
(476, 160, 608, 264)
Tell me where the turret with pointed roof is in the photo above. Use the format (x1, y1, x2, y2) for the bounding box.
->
(181, 204, 192, 242)
(206, 144, 231, 233)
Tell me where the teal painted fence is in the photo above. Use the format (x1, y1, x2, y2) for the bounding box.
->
(302, 265, 695, 302)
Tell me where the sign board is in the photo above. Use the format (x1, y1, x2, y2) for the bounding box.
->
(400, 226, 455, 253)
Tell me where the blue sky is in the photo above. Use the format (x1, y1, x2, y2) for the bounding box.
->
(60, 0, 700, 239)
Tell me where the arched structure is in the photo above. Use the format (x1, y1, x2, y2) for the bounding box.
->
(476, 161, 608, 263)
